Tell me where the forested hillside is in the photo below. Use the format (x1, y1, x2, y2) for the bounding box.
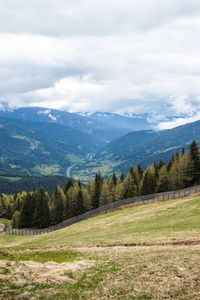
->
(98, 120, 200, 175)
(0, 175, 69, 194)
(0, 107, 134, 147)
(0, 117, 95, 176)
(1, 140, 199, 229)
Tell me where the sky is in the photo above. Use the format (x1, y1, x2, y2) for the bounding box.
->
(1, 0, 200, 129)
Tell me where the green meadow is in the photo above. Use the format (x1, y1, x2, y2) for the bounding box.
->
(0, 195, 200, 299)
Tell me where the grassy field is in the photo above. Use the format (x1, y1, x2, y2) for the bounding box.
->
(0, 195, 200, 299)
(0, 176, 21, 182)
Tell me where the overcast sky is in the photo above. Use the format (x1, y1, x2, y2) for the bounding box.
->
(1, 0, 200, 129)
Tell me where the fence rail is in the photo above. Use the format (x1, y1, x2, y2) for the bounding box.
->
(5, 184, 200, 236)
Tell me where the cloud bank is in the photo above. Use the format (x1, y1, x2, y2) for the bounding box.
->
(1, 0, 200, 128)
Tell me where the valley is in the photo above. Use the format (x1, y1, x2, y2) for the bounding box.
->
(1, 107, 200, 183)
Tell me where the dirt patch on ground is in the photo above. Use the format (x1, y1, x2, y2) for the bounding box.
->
(0, 259, 93, 285)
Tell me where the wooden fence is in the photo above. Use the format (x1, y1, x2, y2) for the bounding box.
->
(5, 184, 200, 236)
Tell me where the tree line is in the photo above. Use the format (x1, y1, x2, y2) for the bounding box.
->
(0, 175, 68, 194)
(0, 140, 200, 229)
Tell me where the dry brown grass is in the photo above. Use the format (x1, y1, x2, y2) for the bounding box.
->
(0, 259, 93, 285)
(76, 246, 200, 300)
(1, 194, 200, 299)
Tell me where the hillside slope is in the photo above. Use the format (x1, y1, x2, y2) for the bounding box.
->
(0, 118, 95, 176)
(0, 107, 132, 146)
(98, 120, 200, 174)
(2, 195, 200, 249)
(0, 175, 69, 193)
(1, 195, 200, 300)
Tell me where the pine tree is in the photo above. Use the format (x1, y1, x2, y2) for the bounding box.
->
(76, 188, 84, 215)
(100, 180, 110, 206)
(119, 173, 124, 183)
(112, 172, 117, 186)
(53, 185, 65, 223)
(18, 192, 35, 228)
(190, 140, 200, 184)
(167, 159, 172, 172)
(77, 179, 82, 188)
(137, 164, 143, 178)
(12, 196, 21, 214)
(0, 195, 7, 218)
(12, 211, 20, 228)
(91, 174, 102, 209)
(123, 172, 137, 198)
(158, 159, 165, 169)
(175, 151, 179, 161)
(140, 164, 156, 195)
(64, 179, 73, 195)
(99, 178, 115, 206)
(33, 187, 50, 228)
(157, 165, 169, 192)
(115, 181, 126, 201)
(169, 153, 193, 190)
(82, 187, 91, 212)
(179, 153, 194, 187)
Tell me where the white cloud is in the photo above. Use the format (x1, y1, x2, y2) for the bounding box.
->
(1, 1, 200, 129)
(157, 112, 200, 130)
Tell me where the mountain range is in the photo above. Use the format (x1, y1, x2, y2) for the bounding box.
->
(0, 107, 199, 180)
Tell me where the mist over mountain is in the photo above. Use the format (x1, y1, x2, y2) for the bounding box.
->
(85, 112, 154, 131)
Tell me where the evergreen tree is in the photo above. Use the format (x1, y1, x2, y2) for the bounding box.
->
(12, 211, 20, 228)
(100, 178, 115, 206)
(119, 173, 124, 183)
(18, 192, 35, 228)
(91, 174, 102, 209)
(115, 181, 126, 201)
(167, 159, 172, 172)
(12, 196, 21, 214)
(82, 187, 91, 212)
(77, 179, 82, 188)
(52, 185, 65, 223)
(157, 165, 169, 192)
(33, 187, 50, 228)
(169, 153, 193, 190)
(158, 159, 165, 169)
(64, 179, 73, 195)
(100, 180, 110, 206)
(179, 153, 194, 187)
(137, 164, 143, 178)
(66, 186, 76, 218)
(112, 172, 117, 186)
(0, 195, 7, 218)
(123, 172, 137, 198)
(76, 188, 84, 215)
(140, 165, 156, 195)
(190, 140, 200, 184)
(175, 151, 179, 161)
